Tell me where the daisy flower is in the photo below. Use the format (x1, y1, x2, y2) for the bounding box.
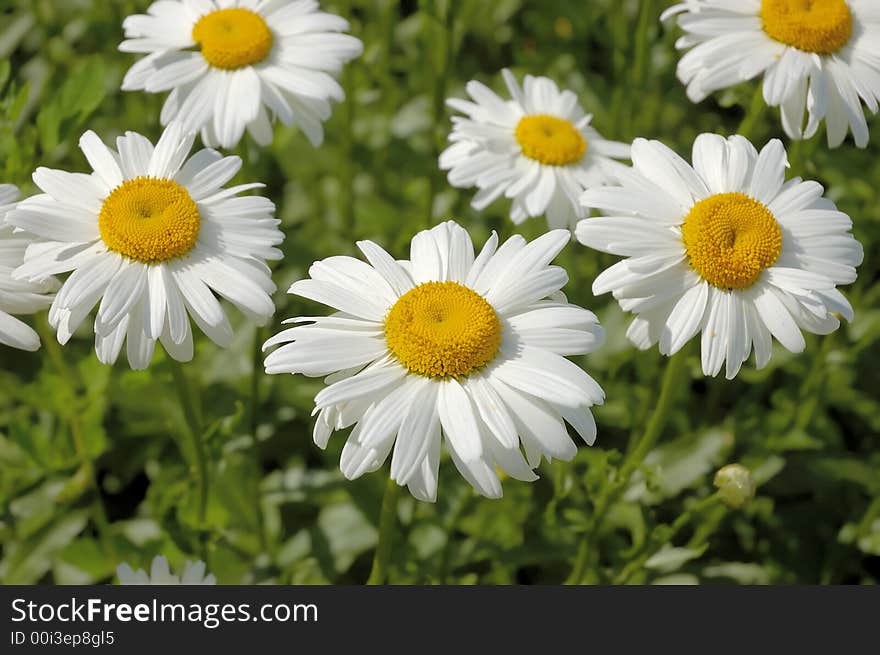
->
(8, 123, 283, 370)
(264, 221, 605, 501)
(0, 185, 57, 351)
(120, 0, 363, 148)
(576, 133, 863, 379)
(440, 69, 630, 229)
(662, 0, 880, 148)
(117, 556, 216, 584)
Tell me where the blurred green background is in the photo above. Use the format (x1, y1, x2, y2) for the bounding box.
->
(0, 0, 878, 584)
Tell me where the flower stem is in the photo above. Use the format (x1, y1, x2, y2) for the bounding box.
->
(565, 349, 690, 584)
(250, 325, 271, 555)
(424, 0, 456, 229)
(620, 349, 689, 476)
(340, 45, 356, 234)
(737, 84, 767, 140)
(631, 0, 655, 92)
(366, 477, 402, 585)
(793, 333, 834, 432)
(614, 493, 722, 585)
(437, 487, 473, 583)
(250, 325, 265, 439)
(37, 318, 117, 564)
(168, 358, 208, 526)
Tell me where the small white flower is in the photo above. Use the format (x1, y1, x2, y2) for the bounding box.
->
(576, 133, 863, 379)
(440, 69, 630, 229)
(0, 185, 57, 351)
(120, 0, 363, 148)
(264, 220, 605, 501)
(116, 556, 216, 584)
(8, 123, 284, 369)
(663, 0, 880, 148)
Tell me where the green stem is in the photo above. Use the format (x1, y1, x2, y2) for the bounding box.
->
(425, 0, 455, 229)
(169, 358, 208, 526)
(250, 325, 265, 438)
(565, 349, 690, 584)
(627, 0, 656, 136)
(857, 497, 880, 537)
(340, 50, 356, 233)
(620, 350, 689, 476)
(788, 138, 804, 176)
(685, 503, 727, 549)
(793, 333, 834, 431)
(437, 488, 473, 583)
(737, 84, 767, 140)
(37, 318, 117, 563)
(366, 478, 402, 585)
(68, 411, 117, 558)
(631, 0, 654, 91)
(249, 325, 270, 555)
(614, 494, 722, 585)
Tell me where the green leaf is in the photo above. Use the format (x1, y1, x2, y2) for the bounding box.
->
(56, 537, 116, 583)
(806, 457, 880, 494)
(36, 57, 106, 152)
(317, 503, 377, 575)
(0, 511, 88, 584)
(645, 544, 708, 573)
(625, 428, 730, 504)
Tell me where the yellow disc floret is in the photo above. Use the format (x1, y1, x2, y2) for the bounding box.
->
(192, 8, 273, 70)
(515, 114, 587, 166)
(761, 0, 853, 55)
(384, 281, 502, 378)
(681, 192, 782, 290)
(99, 177, 200, 263)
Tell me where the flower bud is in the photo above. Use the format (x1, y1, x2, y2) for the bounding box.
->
(713, 464, 755, 509)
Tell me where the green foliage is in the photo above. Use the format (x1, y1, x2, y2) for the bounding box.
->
(35, 56, 105, 152)
(0, 0, 878, 585)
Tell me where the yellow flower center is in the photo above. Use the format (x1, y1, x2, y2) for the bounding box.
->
(99, 177, 200, 263)
(760, 0, 853, 54)
(515, 114, 587, 166)
(681, 192, 782, 290)
(384, 281, 502, 378)
(192, 8, 273, 70)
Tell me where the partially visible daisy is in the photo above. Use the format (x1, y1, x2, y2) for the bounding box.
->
(116, 556, 216, 584)
(120, 0, 363, 148)
(264, 221, 605, 501)
(0, 185, 57, 351)
(440, 69, 630, 229)
(576, 133, 863, 379)
(8, 123, 283, 370)
(662, 0, 880, 148)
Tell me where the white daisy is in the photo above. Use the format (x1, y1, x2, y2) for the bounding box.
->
(576, 133, 863, 379)
(439, 69, 631, 229)
(263, 221, 605, 501)
(662, 0, 880, 148)
(120, 0, 363, 148)
(8, 123, 284, 370)
(0, 185, 57, 351)
(116, 556, 216, 584)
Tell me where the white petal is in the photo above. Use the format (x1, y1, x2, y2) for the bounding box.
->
(288, 279, 386, 321)
(752, 284, 805, 353)
(437, 377, 482, 463)
(748, 139, 787, 204)
(79, 131, 124, 189)
(0, 311, 40, 351)
(390, 382, 440, 485)
(464, 374, 518, 449)
(660, 281, 709, 355)
(491, 346, 604, 408)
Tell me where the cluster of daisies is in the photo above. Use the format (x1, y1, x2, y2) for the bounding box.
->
(0, 0, 870, 518)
